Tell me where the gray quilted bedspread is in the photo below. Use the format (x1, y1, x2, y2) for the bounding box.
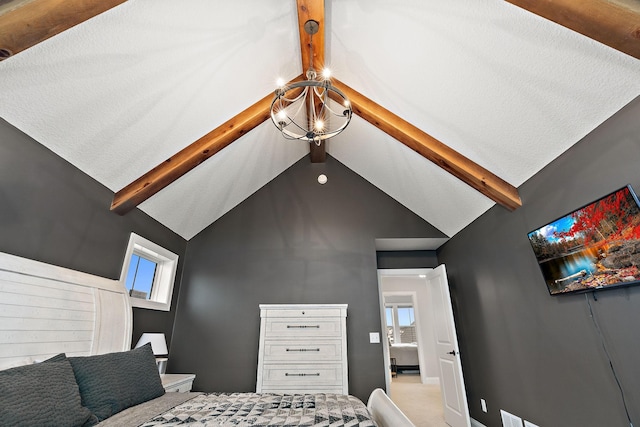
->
(139, 392, 377, 426)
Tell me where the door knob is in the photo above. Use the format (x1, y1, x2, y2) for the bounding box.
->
(447, 350, 457, 356)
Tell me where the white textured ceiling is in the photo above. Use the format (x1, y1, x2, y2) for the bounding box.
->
(1, 0, 639, 241)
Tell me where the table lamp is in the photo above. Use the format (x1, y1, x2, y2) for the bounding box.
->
(135, 333, 168, 374)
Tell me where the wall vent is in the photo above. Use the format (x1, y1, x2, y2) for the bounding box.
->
(500, 409, 523, 427)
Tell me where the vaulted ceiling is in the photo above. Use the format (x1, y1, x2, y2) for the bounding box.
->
(1, 0, 639, 242)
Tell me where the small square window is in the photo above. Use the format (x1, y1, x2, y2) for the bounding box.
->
(120, 233, 178, 311)
(125, 254, 158, 299)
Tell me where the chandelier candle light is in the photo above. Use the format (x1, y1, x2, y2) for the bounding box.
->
(271, 20, 352, 145)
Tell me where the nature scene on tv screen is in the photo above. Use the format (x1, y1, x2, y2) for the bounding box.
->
(528, 186, 640, 295)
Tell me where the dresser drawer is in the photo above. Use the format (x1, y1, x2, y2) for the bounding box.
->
(261, 364, 343, 387)
(262, 340, 343, 362)
(263, 307, 344, 318)
(264, 318, 342, 338)
(263, 387, 345, 395)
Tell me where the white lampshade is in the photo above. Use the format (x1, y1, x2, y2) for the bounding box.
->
(135, 333, 168, 356)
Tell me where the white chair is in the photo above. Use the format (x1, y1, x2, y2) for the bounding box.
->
(367, 388, 415, 427)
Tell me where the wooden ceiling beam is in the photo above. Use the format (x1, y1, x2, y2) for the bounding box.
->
(296, 0, 327, 162)
(0, 0, 126, 60)
(331, 78, 522, 211)
(110, 75, 304, 215)
(297, 0, 325, 76)
(505, 0, 640, 60)
(110, 93, 273, 215)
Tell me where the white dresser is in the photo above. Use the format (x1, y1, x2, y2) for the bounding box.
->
(256, 304, 348, 395)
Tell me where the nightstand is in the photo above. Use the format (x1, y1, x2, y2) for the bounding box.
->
(161, 373, 196, 392)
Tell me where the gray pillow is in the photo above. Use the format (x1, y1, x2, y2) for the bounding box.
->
(68, 344, 165, 421)
(43, 353, 67, 363)
(0, 359, 95, 427)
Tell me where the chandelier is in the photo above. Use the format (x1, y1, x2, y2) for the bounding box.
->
(270, 20, 352, 145)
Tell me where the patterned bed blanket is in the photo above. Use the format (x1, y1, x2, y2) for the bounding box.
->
(139, 392, 377, 426)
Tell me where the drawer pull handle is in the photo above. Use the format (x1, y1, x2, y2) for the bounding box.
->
(286, 348, 320, 352)
(287, 325, 320, 329)
(285, 373, 320, 376)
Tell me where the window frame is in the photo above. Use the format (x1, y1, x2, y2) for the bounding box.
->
(120, 233, 178, 311)
(385, 303, 417, 344)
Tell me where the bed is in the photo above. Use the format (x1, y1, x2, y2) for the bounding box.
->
(0, 251, 413, 427)
(389, 344, 420, 373)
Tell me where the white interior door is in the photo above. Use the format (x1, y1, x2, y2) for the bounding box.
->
(426, 265, 470, 427)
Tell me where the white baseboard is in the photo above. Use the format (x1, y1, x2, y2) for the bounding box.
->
(423, 376, 440, 385)
(471, 418, 487, 427)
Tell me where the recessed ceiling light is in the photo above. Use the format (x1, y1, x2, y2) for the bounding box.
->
(318, 174, 327, 185)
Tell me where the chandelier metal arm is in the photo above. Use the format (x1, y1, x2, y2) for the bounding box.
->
(278, 85, 308, 103)
(270, 79, 352, 143)
(271, 16, 351, 145)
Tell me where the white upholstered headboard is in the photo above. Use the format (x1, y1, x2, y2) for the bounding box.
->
(0, 251, 132, 369)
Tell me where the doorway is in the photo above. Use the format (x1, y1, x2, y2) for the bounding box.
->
(384, 296, 421, 376)
(378, 269, 439, 391)
(377, 267, 471, 427)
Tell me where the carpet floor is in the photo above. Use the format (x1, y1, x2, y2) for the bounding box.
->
(389, 373, 449, 427)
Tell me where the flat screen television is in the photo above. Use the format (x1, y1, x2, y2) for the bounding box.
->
(527, 185, 640, 295)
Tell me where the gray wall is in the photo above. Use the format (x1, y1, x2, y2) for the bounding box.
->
(438, 96, 640, 427)
(376, 250, 439, 269)
(0, 118, 187, 348)
(169, 155, 446, 401)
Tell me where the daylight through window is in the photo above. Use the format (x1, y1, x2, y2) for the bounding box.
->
(385, 305, 417, 344)
(120, 233, 178, 311)
(125, 254, 158, 300)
